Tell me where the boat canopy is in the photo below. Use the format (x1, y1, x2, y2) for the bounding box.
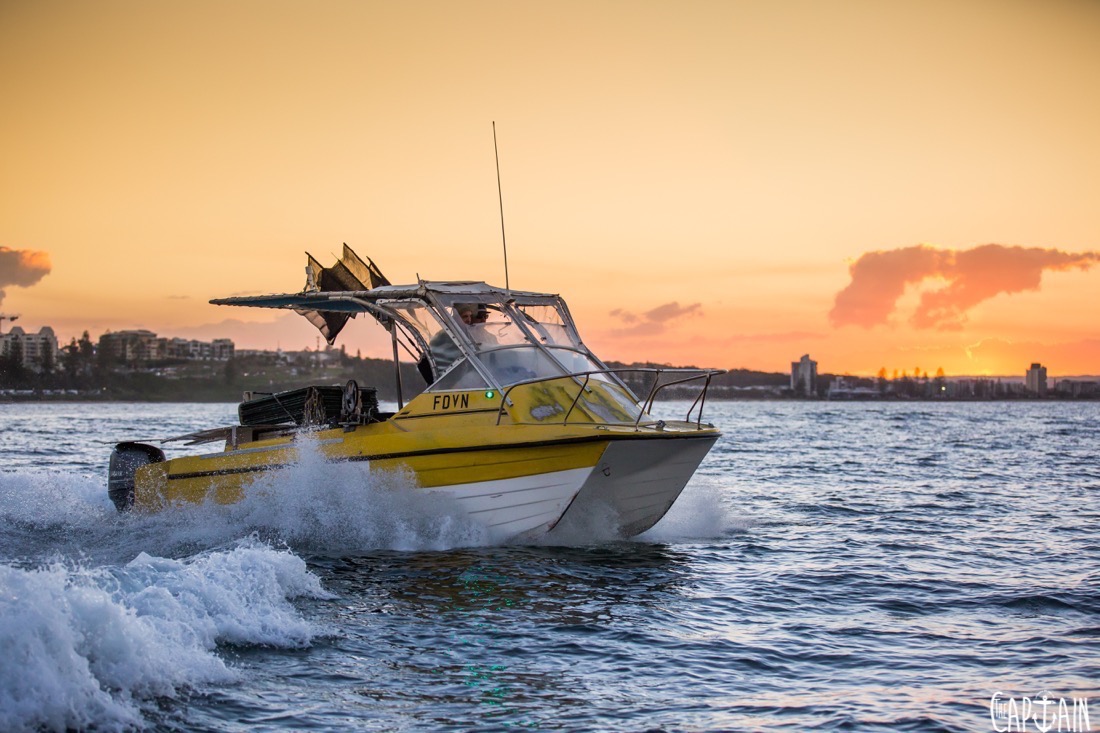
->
(211, 280, 623, 399)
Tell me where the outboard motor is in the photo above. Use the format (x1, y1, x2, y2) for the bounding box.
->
(108, 442, 165, 512)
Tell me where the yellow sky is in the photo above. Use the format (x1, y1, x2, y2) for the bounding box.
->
(2, 0, 1098, 376)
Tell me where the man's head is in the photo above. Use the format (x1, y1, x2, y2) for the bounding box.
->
(454, 303, 478, 325)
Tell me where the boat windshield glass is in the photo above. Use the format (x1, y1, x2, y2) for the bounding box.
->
(401, 292, 621, 391)
(384, 299, 491, 389)
(437, 297, 601, 387)
(513, 304, 581, 349)
(384, 299, 443, 346)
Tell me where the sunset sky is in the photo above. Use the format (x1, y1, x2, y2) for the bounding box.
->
(2, 0, 1098, 376)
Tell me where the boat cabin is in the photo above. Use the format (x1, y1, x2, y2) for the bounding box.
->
(214, 281, 643, 419)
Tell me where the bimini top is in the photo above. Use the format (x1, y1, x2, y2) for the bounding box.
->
(211, 249, 605, 394)
(210, 281, 559, 314)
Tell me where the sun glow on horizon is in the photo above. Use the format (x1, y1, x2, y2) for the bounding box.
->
(1, 0, 1098, 377)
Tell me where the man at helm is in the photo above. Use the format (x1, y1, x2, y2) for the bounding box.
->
(422, 303, 479, 382)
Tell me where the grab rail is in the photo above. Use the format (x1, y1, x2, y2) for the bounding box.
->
(495, 367, 724, 430)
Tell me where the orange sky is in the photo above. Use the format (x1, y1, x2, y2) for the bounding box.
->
(2, 0, 1098, 376)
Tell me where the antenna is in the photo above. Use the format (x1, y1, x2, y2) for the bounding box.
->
(492, 121, 510, 293)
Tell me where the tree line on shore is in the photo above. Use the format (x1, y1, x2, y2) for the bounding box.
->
(0, 334, 424, 401)
(3, 338, 1089, 401)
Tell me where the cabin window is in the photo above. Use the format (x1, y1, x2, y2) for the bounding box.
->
(387, 300, 445, 346)
(543, 347, 602, 376)
(514, 304, 582, 349)
(429, 358, 489, 392)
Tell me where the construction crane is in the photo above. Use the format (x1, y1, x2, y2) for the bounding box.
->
(0, 313, 19, 335)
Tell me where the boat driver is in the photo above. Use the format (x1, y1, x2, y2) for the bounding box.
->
(420, 303, 479, 382)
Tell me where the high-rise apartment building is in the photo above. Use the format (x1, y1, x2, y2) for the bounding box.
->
(1025, 363, 1047, 396)
(791, 354, 818, 395)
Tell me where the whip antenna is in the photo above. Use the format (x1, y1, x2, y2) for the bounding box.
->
(492, 121, 510, 293)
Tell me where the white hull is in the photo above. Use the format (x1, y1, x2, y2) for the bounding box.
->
(425, 435, 716, 541)
(438, 466, 594, 540)
(555, 437, 718, 537)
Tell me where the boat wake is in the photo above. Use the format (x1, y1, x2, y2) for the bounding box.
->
(0, 537, 329, 732)
(0, 438, 736, 730)
(187, 434, 495, 554)
(0, 439, 492, 563)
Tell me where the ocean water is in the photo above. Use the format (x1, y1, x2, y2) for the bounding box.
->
(0, 400, 1097, 732)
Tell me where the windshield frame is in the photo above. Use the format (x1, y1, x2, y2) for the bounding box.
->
(390, 290, 629, 393)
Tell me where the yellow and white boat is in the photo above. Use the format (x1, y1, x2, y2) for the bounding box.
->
(109, 249, 721, 540)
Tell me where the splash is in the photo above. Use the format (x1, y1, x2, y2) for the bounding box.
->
(545, 474, 747, 546)
(0, 434, 494, 560)
(641, 474, 753, 542)
(0, 538, 329, 732)
(96, 433, 495, 556)
(178, 433, 495, 553)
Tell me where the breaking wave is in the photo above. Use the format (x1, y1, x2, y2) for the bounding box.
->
(0, 538, 329, 732)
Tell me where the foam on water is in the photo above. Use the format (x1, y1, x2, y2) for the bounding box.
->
(0, 436, 494, 562)
(0, 426, 742, 728)
(642, 473, 754, 541)
(0, 538, 329, 732)
(219, 433, 493, 552)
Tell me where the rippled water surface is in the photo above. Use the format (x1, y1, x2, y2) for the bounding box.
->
(1, 400, 1097, 731)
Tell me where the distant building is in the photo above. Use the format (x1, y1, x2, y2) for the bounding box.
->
(0, 325, 59, 372)
(1055, 379, 1100, 398)
(827, 376, 878, 400)
(164, 337, 235, 361)
(212, 338, 235, 360)
(98, 330, 161, 362)
(1025, 363, 1048, 397)
(791, 354, 818, 395)
(99, 330, 235, 363)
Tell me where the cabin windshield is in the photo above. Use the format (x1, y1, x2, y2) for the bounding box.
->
(382, 292, 623, 393)
(431, 294, 606, 389)
(378, 299, 484, 389)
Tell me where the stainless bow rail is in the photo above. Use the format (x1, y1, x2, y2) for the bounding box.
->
(495, 367, 724, 429)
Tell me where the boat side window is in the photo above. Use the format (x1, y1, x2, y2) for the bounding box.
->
(428, 358, 489, 392)
(386, 300, 446, 345)
(385, 300, 471, 384)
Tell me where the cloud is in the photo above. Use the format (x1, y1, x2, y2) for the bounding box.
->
(610, 301, 702, 336)
(830, 244, 1100, 330)
(609, 308, 638, 324)
(644, 302, 702, 322)
(0, 246, 52, 305)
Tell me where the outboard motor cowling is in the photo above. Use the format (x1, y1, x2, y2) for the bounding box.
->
(108, 442, 165, 512)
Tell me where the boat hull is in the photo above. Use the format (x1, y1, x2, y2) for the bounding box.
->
(132, 381, 722, 541)
(427, 465, 595, 539)
(133, 429, 717, 540)
(554, 434, 718, 537)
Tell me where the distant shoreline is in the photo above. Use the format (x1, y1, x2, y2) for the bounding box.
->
(2, 393, 1096, 404)
(2, 354, 1096, 403)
